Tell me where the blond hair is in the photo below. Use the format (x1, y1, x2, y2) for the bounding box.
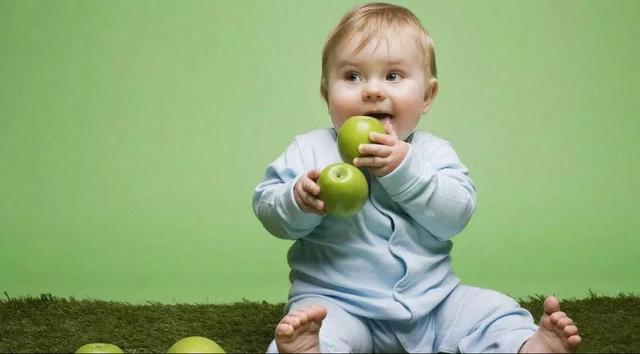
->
(320, 3, 437, 102)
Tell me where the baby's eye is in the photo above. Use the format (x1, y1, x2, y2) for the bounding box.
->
(345, 71, 362, 82)
(386, 72, 402, 81)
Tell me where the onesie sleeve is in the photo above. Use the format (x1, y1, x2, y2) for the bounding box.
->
(252, 138, 324, 240)
(377, 142, 476, 241)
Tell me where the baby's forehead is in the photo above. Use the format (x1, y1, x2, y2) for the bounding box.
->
(332, 29, 423, 60)
(334, 28, 421, 54)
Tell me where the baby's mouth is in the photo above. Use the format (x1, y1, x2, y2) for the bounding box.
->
(365, 112, 393, 126)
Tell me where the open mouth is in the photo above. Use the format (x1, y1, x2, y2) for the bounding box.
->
(365, 112, 393, 120)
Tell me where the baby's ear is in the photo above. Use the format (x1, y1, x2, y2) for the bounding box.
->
(422, 78, 439, 114)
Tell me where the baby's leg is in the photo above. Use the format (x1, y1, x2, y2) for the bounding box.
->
(431, 285, 539, 353)
(266, 296, 373, 353)
(519, 296, 581, 353)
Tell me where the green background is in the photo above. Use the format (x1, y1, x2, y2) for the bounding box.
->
(1, 0, 638, 304)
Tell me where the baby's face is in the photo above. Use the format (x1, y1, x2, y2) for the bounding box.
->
(326, 30, 436, 141)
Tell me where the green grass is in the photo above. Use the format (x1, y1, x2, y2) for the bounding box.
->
(1, 292, 639, 353)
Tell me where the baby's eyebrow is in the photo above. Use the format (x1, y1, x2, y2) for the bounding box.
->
(336, 59, 409, 69)
(337, 60, 361, 69)
(386, 59, 409, 66)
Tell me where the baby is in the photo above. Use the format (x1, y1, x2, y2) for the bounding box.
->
(253, 3, 581, 353)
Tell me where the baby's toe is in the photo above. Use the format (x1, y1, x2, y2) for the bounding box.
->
(564, 325, 579, 337)
(291, 309, 310, 325)
(568, 334, 582, 347)
(550, 311, 567, 324)
(276, 323, 295, 337)
(557, 317, 573, 328)
(306, 305, 328, 322)
(282, 314, 303, 329)
(543, 296, 561, 314)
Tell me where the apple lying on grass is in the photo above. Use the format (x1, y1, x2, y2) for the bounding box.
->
(167, 336, 225, 353)
(317, 163, 368, 218)
(75, 343, 124, 353)
(337, 115, 385, 164)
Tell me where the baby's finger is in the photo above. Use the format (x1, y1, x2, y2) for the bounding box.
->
(369, 131, 398, 146)
(307, 168, 322, 181)
(310, 197, 325, 212)
(303, 194, 325, 214)
(384, 122, 398, 138)
(294, 180, 306, 204)
(359, 143, 392, 157)
(303, 177, 321, 196)
(354, 155, 387, 168)
(299, 196, 317, 214)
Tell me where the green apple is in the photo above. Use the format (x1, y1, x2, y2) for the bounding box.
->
(75, 343, 124, 354)
(167, 336, 225, 353)
(337, 115, 385, 164)
(317, 163, 368, 217)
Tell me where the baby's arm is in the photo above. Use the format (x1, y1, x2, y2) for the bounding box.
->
(253, 139, 324, 239)
(377, 141, 477, 240)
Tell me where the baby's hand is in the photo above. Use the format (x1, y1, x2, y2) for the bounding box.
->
(353, 123, 409, 176)
(293, 169, 325, 215)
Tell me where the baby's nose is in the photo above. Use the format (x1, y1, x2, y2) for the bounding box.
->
(362, 88, 384, 101)
(362, 82, 385, 101)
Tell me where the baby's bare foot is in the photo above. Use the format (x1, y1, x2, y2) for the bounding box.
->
(520, 296, 581, 353)
(275, 305, 327, 353)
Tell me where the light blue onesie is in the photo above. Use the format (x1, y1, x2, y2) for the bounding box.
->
(253, 128, 537, 353)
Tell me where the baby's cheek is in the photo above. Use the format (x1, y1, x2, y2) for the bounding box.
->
(328, 99, 358, 127)
(396, 99, 424, 138)
(329, 81, 361, 104)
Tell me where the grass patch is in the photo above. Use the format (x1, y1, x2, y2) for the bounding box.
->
(1, 292, 639, 352)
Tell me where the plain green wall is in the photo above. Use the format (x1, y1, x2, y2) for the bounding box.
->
(1, 0, 638, 304)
